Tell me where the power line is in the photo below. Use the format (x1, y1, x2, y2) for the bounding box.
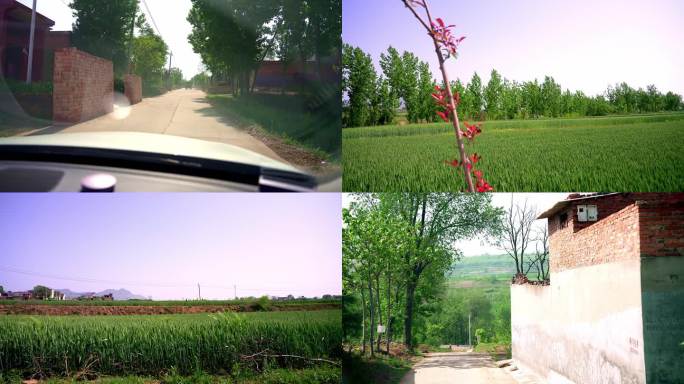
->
(140, 0, 162, 38)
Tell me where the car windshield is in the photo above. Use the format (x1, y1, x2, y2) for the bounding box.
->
(0, 0, 341, 181)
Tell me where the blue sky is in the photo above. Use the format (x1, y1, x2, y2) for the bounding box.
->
(0, 194, 341, 299)
(344, 0, 684, 96)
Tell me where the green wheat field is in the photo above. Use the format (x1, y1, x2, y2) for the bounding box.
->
(342, 113, 684, 192)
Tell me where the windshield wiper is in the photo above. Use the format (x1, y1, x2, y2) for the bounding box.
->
(0, 145, 316, 192)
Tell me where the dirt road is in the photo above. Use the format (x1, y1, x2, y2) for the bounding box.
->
(28, 89, 287, 163)
(399, 352, 518, 384)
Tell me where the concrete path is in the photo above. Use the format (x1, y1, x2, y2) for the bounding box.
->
(399, 352, 518, 384)
(30, 89, 287, 163)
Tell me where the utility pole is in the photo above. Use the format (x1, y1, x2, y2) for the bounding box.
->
(26, 0, 37, 84)
(234, 284, 237, 300)
(197, 283, 201, 300)
(468, 312, 471, 346)
(167, 51, 173, 88)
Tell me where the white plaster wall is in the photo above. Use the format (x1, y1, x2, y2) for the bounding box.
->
(511, 260, 646, 384)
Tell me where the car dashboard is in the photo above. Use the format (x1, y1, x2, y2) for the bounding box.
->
(0, 146, 319, 192)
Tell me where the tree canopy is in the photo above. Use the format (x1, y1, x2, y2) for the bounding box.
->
(187, 0, 341, 95)
(70, 0, 139, 76)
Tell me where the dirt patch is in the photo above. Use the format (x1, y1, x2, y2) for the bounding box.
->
(0, 303, 340, 316)
(246, 125, 340, 177)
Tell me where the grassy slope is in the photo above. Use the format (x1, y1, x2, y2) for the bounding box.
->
(342, 112, 684, 192)
(204, 94, 340, 160)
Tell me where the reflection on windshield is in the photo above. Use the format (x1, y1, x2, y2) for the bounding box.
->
(0, 0, 341, 178)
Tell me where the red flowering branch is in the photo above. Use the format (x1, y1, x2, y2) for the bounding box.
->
(402, 0, 492, 192)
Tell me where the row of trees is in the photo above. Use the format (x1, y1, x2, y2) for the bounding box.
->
(342, 45, 684, 127)
(187, 0, 341, 96)
(70, 0, 182, 96)
(343, 194, 552, 353)
(343, 193, 501, 353)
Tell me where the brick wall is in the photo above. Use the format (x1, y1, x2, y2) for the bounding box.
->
(548, 193, 684, 273)
(53, 47, 113, 123)
(124, 74, 142, 105)
(638, 198, 684, 257)
(550, 202, 641, 273)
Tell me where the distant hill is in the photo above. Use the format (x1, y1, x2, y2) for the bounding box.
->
(58, 288, 147, 300)
(448, 254, 516, 289)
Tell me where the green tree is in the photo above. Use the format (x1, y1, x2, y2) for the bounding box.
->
(70, 0, 138, 76)
(342, 44, 376, 127)
(417, 61, 436, 122)
(32, 285, 51, 299)
(379, 46, 403, 112)
(381, 193, 502, 350)
(131, 16, 168, 96)
(465, 72, 483, 119)
(187, 0, 279, 95)
(541, 76, 561, 117)
(484, 69, 503, 120)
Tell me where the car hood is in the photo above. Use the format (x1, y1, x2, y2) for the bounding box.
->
(0, 131, 301, 173)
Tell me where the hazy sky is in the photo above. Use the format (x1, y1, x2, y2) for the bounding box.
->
(342, 193, 568, 257)
(18, 0, 203, 78)
(0, 194, 341, 300)
(343, 0, 684, 96)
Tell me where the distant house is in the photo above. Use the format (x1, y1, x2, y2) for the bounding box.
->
(101, 293, 113, 301)
(0, 0, 72, 82)
(49, 289, 65, 301)
(253, 57, 338, 91)
(6, 291, 32, 300)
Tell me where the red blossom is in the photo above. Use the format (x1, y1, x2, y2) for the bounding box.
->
(444, 159, 460, 168)
(430, 18, 466, 58)
(432, 85, 460, 122)
(473, 169, 494, 192)
(462, 121, 482, 141)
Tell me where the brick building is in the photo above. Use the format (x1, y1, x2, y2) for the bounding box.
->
(253, 57, 338, 91)
(0, 0, 71, 82)
(511, 193, 684, 384)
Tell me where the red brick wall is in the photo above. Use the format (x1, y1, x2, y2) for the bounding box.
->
(53, 47, 113, 123)
(548, 193, 684, 273)
(550, 203, 641, 273)
(638, 199, 684, 257)
(124, 74, 142, 105)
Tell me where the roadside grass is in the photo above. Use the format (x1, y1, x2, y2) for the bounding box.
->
(0, 367, 340, 384)
(0, 111, 49, 137)
(473, 342, 512, 360)
(204, 94, 340, 160)
(342, 352, 413, 384)
(343, 113, 684, 191)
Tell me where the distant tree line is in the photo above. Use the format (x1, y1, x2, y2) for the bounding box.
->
(187, 0, 341, 96)
(343, 44, 684, 128)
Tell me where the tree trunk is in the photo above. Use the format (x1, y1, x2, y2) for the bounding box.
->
(404, 280, 417, 350)
(386, 272, 392, 354)
(367, 279, 375, 357)
(360, 288, 366, 355)
(375, 274, 382, 352)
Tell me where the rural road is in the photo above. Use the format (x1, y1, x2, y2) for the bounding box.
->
(399, 352, 519, 384)
(29, 89, 287, 163)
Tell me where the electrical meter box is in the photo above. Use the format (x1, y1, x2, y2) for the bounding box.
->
(577, 205, 587, 221)
(577, 205, 598, 222)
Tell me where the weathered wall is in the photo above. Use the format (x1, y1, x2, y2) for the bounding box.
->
(124, 74, 142, 105)
(53, 47, 113, 123)
(511, 260, 646, 384)
(638, 198, 684, 384)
